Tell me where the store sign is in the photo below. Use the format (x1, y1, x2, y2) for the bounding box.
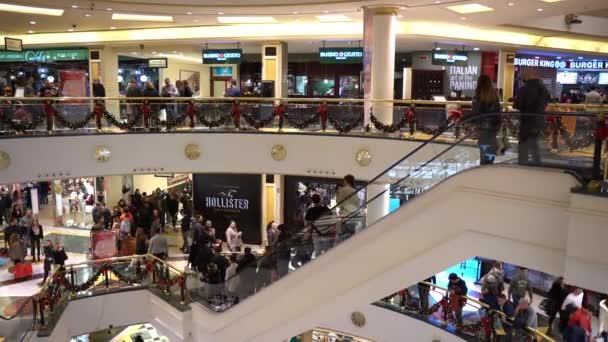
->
(212, 66, 233, 77)
(4, 37, 22, 52)
(0, 48, 88, 63)
(449, 65, 479, 92)
(202, 49, 242, 64)
(319, 47, 364, 64)
(515, 57, 608, 70)
(148, 58, 168, 68)
(193, 174, 262, 244)
(432, 52, 468, 66)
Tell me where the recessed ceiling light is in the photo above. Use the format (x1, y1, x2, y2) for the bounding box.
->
(537, 8, 543, 11)
(473, 47, 480, 51)
(434, 1, 441, 3)
(84, 13, 91, 17)
(0, 3, 64, 16)
(29, 21, 36, 24)
(71, 5, 78, 8)
(217, 12, 224, 15)
(534, 56, 540, 59)
(323, 10, 329, 13)
(172, 51, 177, 53)
(435, 47, 441, 50)
(186, 11, 192, 15)
(217, 16, 277, 23)
(27, 30, 34, 33)
(541, 0, 562, 2)
(316, 14, 350, 22)
(112, 13, 173, 22)
(292, 11, 299, 14)
(152, 51, 157, 54)
(446, 3, 494, 14)
(556, 56, 562, 59)
(460, 17, 467, 20)
(67, 28, 74, 32)
(193, 19, 199, 22)
(508, 2, 515, 5)
(131, 52, 137, 55)
(109, 26, 116, 29)
(578, 56, 583, 59)
(106, 8, 112, 11)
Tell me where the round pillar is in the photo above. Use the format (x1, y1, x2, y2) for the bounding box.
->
(366, 183, 391, 226)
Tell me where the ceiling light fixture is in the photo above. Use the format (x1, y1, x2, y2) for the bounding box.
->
(460, 17, 467, 20)
(29, 21, 36, 24)
(540, 0, 562, 2)
(112, 13, 173, 22)
(434, 1, 441, 3)
(446, 3, 494, 14)
(537, 8, 543, 11)
(473, 47, 480, 51)
(84, 13, 91, 17)
(71, 5, 78, 8)
(106, 8, 112, 11)
(193, 19, 199, 22)
(186, 11, 192, 15)
(109, 26, 116, 29)
(397, 14, 404, 18)
(217, 16, 277, 23)
(217, 12, 224, 15)
(292, 11, 299, 14)
(152, 51, 157, 54)
(27, 30, 34, 33)
(508, 2, 515, 5)
(67, 28, 74, 31)
(316, 14, 350, 22)
(0, 3, 64, 16)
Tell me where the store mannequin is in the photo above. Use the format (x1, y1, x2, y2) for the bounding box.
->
(600, 299, 608, 337)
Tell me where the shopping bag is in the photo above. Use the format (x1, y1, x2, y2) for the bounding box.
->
(159, 108, 167, 121)
(14, 262, 33, 279)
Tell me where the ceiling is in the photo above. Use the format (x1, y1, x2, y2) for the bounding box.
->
(2, 0, 607, 36)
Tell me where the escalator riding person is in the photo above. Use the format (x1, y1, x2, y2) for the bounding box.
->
(472, 75, 501, 165)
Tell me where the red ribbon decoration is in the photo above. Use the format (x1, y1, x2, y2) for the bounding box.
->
(231, 102, 241, 128)
(317, 104, 328, 130)
(448, 109, 463, 123)
(275, 103, 285, 118)
(405, 108, 415, 126)
(94, 105, 105, 129)
(546, 114, 558, 128)
(186, 102, 196, 128)
(140, 103, 152, 128)
(43, 101, 56, 119)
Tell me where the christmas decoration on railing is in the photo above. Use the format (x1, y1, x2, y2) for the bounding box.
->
(438, 297, 486, 336)
(43, 101, 56, 120)
(104, 111, 142, 130)
(242, 111, 276, 129)
(318, 103, 329, 131)
(406, 106, 416, 136)
(370, 108, 409, 133)
(54, 112, 95, 130)
(140, 102, 153, 129)
(284, 110, 320, 129)
(94, 105, 105, 130)
(447, 107, 464, 139)
(110, 265, 148, 284)
(197, 108, 229, 128)
(0, 111, 45, 131)
(231, 101, 241, 129)
(185, 102, 197, 128)
(276, 102, 286, 130)
(328, 114, 363, 133)
(151, 262, 184, 288)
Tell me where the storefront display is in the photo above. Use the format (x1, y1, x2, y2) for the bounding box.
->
(55, 177, 97, 228)
(118, 56, 160, 95)
(193, 174, 262, 245)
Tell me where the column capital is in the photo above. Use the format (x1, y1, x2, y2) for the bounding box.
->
(363, 6, 400, 15)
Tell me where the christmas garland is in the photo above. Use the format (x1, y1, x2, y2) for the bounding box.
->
(196, 111, 229, 128)
(242, 112, 276, 129)
(370, 111, 408, 133)
(104, 111, 142, 130)
(54, 112, 96, 130)
(328, 114, 363, 133)
(0, 114, 45, 131)
(284, 112, 320, 129)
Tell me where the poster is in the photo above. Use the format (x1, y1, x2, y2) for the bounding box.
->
(193, 174, 262, 245)
(59, 70, 87, 97)
(91, 231, 118, 259)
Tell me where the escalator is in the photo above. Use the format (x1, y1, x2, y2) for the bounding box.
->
(2, 111, 602, 341)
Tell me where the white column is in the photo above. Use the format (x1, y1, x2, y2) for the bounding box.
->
(402, 67, 412, 99)
(261, 42, 288, 98)
(497, 49, 516, 101)
(366, 183, 390, 226)
(101, 46, 119, 114)
(363, 7, 398, 126)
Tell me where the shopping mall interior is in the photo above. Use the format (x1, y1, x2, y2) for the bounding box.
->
(1, 0, 608, 341)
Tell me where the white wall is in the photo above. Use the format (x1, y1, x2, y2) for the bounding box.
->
(133, 174, 168, 194)
(0, 133, 437, 185)
(159, 58, 211, 97)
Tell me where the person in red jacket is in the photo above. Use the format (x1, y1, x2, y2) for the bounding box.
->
(568, 303, 592, 340)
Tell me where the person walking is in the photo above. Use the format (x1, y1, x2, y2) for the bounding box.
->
(225, 79, 241, 97)
(514, 75, 550, 165)
(225, 221, 243, 252)
(125, 77, 143, 121)
(447, 273, 468, 326)
(52, 241, 68, 269)
(180, 211, 191, 253)
(473, 75, 502, 164)
(41, 239, 54, 283)
(225, 254, 239, 298)
(8, 233, 25, 265)
(275, 224, 292, 279)
(266, 221, 279, 248)
(166, 192, 179, 230)
(142, 81, 159, 128)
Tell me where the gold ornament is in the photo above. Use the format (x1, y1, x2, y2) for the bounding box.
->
(0, 151, 10, 170)
(271, 144, 287, 161)
(184, 143, 201, 160)
(351, 311, 366, 327)
(94, 146, 111, 162)
(355, 149, 372, 167)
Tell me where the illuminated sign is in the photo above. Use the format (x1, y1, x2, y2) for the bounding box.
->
(319, 47, 363, 64)
(432, 52, 468, 66)
(202, 49, 242, 64)
(514, 57, 608, 70)
(148, 58, 168, 68)
(0, 48, 88, 63)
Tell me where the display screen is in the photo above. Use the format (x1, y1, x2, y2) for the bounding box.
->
(578, 73, 598, 84)
(202, 49, 242, 64)
(556, 71, 578, 85)
(319, 47, 363, 64)
(599, 73, 608, 85)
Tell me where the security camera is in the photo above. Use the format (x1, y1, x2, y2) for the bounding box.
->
(565, 14, 583, 25)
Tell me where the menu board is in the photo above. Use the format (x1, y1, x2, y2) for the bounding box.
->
(556, 71, 578, 85)
(599, 73, 608, 85)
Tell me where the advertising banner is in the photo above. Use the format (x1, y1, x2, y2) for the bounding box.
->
(91, 231, 118, 259)
(59, 70, 87, 97)
(193, 174, 262, 244)
(202, 49, 242, 64)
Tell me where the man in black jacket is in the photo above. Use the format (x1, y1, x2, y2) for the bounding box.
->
(236, 247, 257, 299)
(514, 77, 550, 165)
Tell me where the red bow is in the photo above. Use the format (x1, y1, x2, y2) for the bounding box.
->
(317, 104, 328, 120)
(448, 109, 462, 122)
(547, 115, 558, 126)
(275, 104, 285, 118)
(44, 102, 56, 118)
(94, 105, 105, 120)
(405, 108, 415, 125)
(231, 103, 241, 120)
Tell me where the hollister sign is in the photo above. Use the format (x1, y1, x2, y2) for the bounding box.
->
(193, 174, 262, 244)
